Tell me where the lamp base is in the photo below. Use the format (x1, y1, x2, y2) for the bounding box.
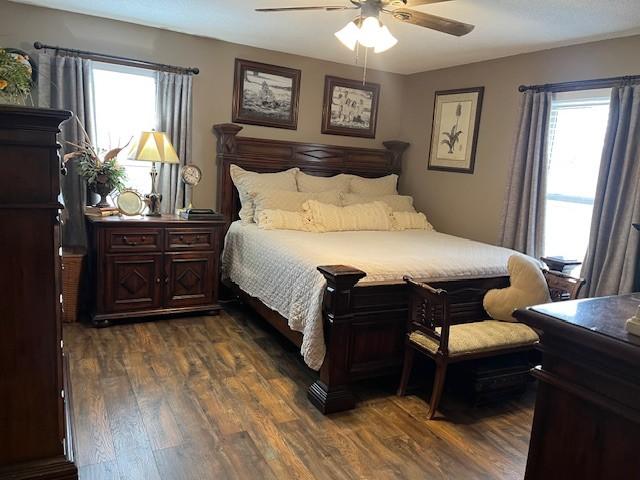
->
(145, 192, 162, 217)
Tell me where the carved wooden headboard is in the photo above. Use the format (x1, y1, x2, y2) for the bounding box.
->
(212, 123, 410, 232)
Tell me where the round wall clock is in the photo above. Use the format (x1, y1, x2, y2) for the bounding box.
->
(180, 164, 202, 186)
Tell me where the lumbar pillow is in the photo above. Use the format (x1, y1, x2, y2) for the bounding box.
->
(229, 165, 299, 223)
(392, 212, 434, 231)
(255, 209, 317, 232)
(303, 200, 394, 232)
(251, 189, 342, 218)
(296, 171, 352, 193)
(349, 173, 398, 195)
(483, 254, 551, 322)
(341, 193, 416, 212)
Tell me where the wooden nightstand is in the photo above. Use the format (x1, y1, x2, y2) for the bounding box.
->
(86, 214, 225, 326)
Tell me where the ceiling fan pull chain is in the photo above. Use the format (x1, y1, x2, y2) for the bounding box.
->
(363, 47, 368, 84)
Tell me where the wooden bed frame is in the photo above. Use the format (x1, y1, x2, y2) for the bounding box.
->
(213, 123, 509, 414)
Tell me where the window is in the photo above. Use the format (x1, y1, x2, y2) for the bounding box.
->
(92, 63, 157, 197)
(543, 89, 611, 267)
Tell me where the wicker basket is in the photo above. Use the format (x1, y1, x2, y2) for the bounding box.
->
(62, 248, 86, 323)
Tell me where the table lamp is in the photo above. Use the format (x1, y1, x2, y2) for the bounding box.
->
(128, 131, 179, 216)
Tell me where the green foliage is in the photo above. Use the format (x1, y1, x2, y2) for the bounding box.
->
(78, 154, 127, 192)
(0, 49, 32, 101)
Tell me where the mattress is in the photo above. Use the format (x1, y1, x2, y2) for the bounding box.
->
(222, 222, 516, 370)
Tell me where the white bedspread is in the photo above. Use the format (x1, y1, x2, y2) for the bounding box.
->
(222, 222, 516, 370)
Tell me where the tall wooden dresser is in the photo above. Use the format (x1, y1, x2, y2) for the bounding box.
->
(0, 106, 77, 479)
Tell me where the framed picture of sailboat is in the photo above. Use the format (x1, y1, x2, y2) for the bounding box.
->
(232, 59, 301, 130)
(428, 87, 484, 174)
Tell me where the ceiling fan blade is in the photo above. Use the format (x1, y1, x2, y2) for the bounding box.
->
(255, 6, 355, 12)
(387, 0, 451, 6)
(391, 8, 475, 36)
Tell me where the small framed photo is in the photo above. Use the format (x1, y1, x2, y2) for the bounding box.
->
(322, 76, 380, 138)
(232, 58, 301, 130)
(428, 87, 484, 174)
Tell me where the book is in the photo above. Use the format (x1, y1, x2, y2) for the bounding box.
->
(84, 208, 120, 217)
(85, 206, 118, 214)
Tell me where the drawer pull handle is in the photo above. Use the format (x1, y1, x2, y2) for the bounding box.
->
(122, 236, 138, 246)
(156, 277, 161, 284)
(179, 235, 184, 241)
(164, 277, 169, 284)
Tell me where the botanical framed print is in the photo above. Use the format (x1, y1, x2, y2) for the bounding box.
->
(232, 58, 301, 130)
(321, 76, 380, 138)
(428, 87, 484, 174)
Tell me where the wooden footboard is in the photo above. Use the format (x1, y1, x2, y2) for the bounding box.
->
(308, 266, 509, 413)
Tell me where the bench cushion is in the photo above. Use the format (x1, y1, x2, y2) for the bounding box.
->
(409, 320, 539, 357)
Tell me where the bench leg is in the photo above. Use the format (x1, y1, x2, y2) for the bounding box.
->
(427, 360, 448, 420)
(397, 345, 415, 396)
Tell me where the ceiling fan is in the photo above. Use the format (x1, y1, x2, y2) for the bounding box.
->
(256, 0, 474, 53)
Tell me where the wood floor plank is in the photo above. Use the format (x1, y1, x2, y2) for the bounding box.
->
(78, 461, 121, 480)
(65, 305, 533, 480)
(101, 375, 151, 454)
(71, 356, 117, 467)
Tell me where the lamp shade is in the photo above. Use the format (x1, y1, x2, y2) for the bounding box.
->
(374, 25, 398, 53)
(127, 131, 179, 164)
(335, 20, 360, 51)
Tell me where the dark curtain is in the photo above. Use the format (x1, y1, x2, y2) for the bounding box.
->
(38, 53, 96, 248)
(582, 84, 640, 296)
(499, 90, 552, 257)
(155, 71, 193, 213)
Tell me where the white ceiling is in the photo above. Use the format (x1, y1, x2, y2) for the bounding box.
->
(12, 0, 640, 74)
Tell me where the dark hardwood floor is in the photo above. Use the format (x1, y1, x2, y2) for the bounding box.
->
(64, 303, 534, 480)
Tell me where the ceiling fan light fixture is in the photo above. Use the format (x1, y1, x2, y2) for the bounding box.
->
(374, 25, 398, 53)
(334, 20, 360, 51)
(358, 16, 381, 48)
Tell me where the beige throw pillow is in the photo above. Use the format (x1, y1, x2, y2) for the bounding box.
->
(483, 254, 552, 322)
(349, 174, 398, 195)
(252, 190, 342, 218)
(392, 212, 434, 230)
(341, 193, 416, 212)
(229, 165, 299, 223)
(303, 200, 394, 232)
(296, 171, 352, 193)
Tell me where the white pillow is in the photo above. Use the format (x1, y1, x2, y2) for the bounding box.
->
(303, 200, 394, 232)
(392, 212, 434, 231)
(252, 190, 342, 218)
(255, 209, 316, 232)
(229, 165, 299, 223)
(296, 171, 352, 193)
(349, 174, 398, 195)
(341, 193, 416, 212)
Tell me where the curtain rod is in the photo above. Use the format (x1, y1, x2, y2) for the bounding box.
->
(518, 74, 640, 93)
(33, 41, 199, 75)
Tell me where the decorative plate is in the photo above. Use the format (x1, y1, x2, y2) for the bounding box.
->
(117, 189, 145, 216)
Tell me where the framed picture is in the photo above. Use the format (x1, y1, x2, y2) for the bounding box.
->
(321, 76, 380, 138)
(232, 58, 301, 130)
(428, 87, 484, 174)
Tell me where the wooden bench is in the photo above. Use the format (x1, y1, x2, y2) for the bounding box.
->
(397, 270, 585, 419)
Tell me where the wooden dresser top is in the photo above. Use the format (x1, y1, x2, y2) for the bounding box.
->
(516, 294, 640, 364)
(86, 214, 225, 225)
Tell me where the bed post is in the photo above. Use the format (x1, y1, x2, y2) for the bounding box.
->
(213, 123, 243, 232)
(382, 140, 410, 172)
(308, 265, 366, 414)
